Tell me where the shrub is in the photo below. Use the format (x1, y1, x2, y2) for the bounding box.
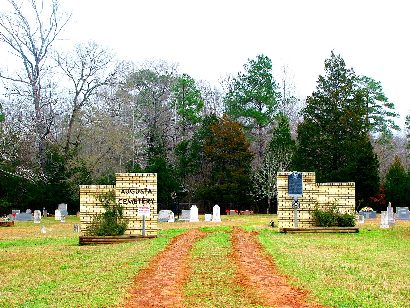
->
(86, 191, 128, 236)
(312, 204, 355, 227)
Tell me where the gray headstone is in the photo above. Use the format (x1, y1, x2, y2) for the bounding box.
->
(158, 210, 173, 222)
(359, 211, 377, 219)
(12, 210, 20, 215)
(204, 214, 212, 222)
(396, 207, 410, 220)
(357, 214, 365, 224)
(16, 213, 32, 221)
(179, 210, 191, 221)
(73, 224, 80, 232)
(25, 209, 31, 214)
(58, 203, 68, 216)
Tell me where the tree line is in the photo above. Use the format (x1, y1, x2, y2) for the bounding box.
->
(1, 0, 409, 215)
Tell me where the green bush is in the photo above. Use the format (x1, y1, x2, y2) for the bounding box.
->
(312, 204, 355, 227)
(86, 191, 128, 236)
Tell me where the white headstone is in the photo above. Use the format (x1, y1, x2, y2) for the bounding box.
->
(41, 225, 46, 234)
(33, 210, 41, 223)
(190, 205, 199, 222)
(357, 214, 364, 224)
(387, 202, 395, 226)
(168, 212, 175, 223)
(55, 209, 61, 221)
(212, 204, 221, 222)
(380, 211, 389, 228)
(204, 214, 212, 222)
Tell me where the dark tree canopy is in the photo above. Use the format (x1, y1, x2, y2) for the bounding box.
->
(293, 51, 380, 205)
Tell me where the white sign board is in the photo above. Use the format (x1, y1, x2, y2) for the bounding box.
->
(137, 206, 151, 217)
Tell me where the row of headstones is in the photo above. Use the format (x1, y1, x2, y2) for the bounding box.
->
(158, 204, 222, 223)
(9, 203, 68, 222)
(356, 204, 409, 228)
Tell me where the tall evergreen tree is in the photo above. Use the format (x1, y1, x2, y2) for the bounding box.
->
(224, 54, 280, 164)
(384, 157, 410, 208)
(293, 51, 379, 205)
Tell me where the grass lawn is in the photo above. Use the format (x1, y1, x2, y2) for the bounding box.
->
(259, 220, 410, 308)
(0, 217, 185, 307)
(0, 214, 408, 307)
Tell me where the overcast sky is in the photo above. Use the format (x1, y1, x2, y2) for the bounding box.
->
(5, 0, 410, 129)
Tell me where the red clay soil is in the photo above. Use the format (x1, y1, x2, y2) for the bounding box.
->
(123, 229, 205, 308)
(123, 227, 327, 308)
(231, 227, 327, 308)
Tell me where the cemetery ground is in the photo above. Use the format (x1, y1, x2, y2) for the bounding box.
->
(0, 216, 409, 307)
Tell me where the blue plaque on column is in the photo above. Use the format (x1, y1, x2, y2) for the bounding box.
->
(288, 172, 303, 197)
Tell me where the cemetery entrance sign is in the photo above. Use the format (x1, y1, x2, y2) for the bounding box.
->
(79, 173, 158, 237)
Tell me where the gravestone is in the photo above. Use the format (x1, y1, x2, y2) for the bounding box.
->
(387, 202, 395, 226)
(41, 225, 46, 234)
(357, 214, 365, 224)
(168, 212, 175, 223)
(33, 210, 41, 223)
(73, 224, 80, 232)
(26, 209, 32, 214)
(212, 204, 221, 222)
(55, 209, 62, 221)
(358, 211, 377, 219)
(60, 215, 65, 223)
(190, 205, 199, 222)
(179, 210, 191, 221)
(158, 210, 173, 222)
(16, 212, 32, 221)
(10, 210, 20, 221)
(396, 207, 410, 220)
(380, 211, 389, 228)
(58, 203, 68, 216)
(204, 214, 212, 222)
(228, 210, 238, 215)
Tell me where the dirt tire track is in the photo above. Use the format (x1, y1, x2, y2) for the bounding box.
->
(231, 227, 327, 308)
(123, 229, 205, 308)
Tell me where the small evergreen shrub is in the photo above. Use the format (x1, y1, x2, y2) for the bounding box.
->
(86, 191, 128, 236)
(312, 204, 355, 227)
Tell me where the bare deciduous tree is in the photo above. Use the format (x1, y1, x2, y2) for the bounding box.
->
(56, 41, 116, 157)
(0, 0, 70, 174)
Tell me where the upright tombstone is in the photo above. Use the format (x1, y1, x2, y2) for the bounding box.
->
(357, 214, 365, 224)
(380, 211, 389, 228)
(204, 214, 212, 222)
(55, 209, 62, 221)
(168, 212, 175, 223)
(288, 171, 303, 227)
(212, 204, 221, 222)
(179, 210, 191, 221)
(158, 210, 173, 222)
(396, 207, 410, 220)
(58, 203, 68, 216)
(387, 202, 395, 226)
(190, 205, 199, 222)
(33, 210, 41, 223)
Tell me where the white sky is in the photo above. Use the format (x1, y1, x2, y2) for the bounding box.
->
(4, 0, 410, 128)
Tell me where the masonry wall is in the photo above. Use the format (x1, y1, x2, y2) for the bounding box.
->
(79, 173, 158, 236)
(277, 172, 355, 228)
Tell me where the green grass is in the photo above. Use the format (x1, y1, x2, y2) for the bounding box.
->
(0, 222, 185, 307)
(183, 228, 264, 307)
(2, 215, 409, 307)
(259, 223, 410, 308)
